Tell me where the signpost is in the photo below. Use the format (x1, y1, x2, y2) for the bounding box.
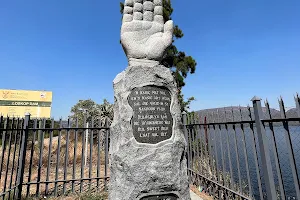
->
(0, 89, 52, 118)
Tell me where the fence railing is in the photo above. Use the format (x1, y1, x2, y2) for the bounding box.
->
(184, 94, 300, 200)
(1, 94, 299, 200)
(0, 115, 110, 199)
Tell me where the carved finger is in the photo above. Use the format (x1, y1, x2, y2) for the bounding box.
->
(124, 0, 134, 7)
(133, 12, 143, 20)
(124, 6, 133, 14)
(154, 6, 163, 16)
(154, 4, 163, 24)
(153, 0, 162, 6)
(143, 1, 154, 12)
(154, 15, 164, 24)
(123, 14, 133, 23)
(133, 2, 143, 20)
(163, 20, 174, 46)
(133, 3, 143, 12)
(143, 11, 153, 21)
(123, 0, 134, 22)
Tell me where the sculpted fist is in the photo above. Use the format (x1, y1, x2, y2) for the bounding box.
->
(121, 0, 174, 62)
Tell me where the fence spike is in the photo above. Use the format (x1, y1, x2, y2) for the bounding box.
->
(210, 112, 214, 123)
(197, 113, 201, 124)
(265, 100, 272, 119)
(213, 111, 216, 123)
(278, 97, 287, 119)
(278, 96, 300, 199)
(216, 109, 220, 123)
(238, 105, 243, 121)
(223, 107, 226, 122)
(295, 93, 300, 118)
(264, 99, 268, 108)
(247, 105, 253, 121)
(231, 107, 235, 122)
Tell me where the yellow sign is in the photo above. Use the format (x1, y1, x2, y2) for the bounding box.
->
(0, 89, 52, 118)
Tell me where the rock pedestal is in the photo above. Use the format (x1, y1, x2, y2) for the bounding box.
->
(109, 63, 190, 200)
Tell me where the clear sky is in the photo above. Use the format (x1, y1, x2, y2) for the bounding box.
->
(0, 0, 299, 118)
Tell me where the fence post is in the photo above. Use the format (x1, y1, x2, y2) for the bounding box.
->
(16, 113, 30, 200)
(104, 117, 109, 190)
(251, 97, 277, 200)
(182, 112, 190, 181)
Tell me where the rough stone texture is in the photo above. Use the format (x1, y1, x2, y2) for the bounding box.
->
(110, 0, 190, 199)
(121, 0, 173, 61)
(109, 63, 190, 200)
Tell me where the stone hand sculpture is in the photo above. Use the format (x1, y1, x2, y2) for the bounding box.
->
(121, 0, 174, 64)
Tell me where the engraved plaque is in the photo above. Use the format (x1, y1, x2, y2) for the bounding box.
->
(128, 86, 173, 144)
(140, 194, 179, 200)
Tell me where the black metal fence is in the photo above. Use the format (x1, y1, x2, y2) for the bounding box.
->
(0, 115, 109, 199)
(1, 94, 300, 200)
(184, 94, 300, 200)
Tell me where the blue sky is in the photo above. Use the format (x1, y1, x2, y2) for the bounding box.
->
(0, 0, 299, 118)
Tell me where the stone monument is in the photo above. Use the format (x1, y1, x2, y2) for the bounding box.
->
(109, 0, 190, 199)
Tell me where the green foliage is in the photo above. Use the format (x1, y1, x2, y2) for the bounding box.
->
(179, 94, 195, 112)
(120, 0, 197, 111)
(70, 99, 113, 128)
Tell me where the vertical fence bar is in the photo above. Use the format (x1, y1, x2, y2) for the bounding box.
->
(224, 110, 234, 189)
(72, 118, 78, 193)
(0, 118, 8, 181)
(217, 110, 226, 186)
(3, 117, 13, 199)
(191, 113, 195, 171)
(187, 114, 193, 173)
(265, 100, 285, 200)
(182, 112, 190, 180)
(195, 116, 200, 175)
(16, 113, 30, 200)
(45, 119, 54, 196)
(252, 96, 277, 200)
(247, 105, 264, 200)
(80, 115, 86, 193)
(13, 119, 23, 199)
(295, 93, 300, 117)
(63, 118, 70, 195)
(212, 114, 220, 183)
(54, 119, 62, 196)
(0, 116, 3, 182)
(189, 126, 193, 175)
(278, 97, 300, 199)
(104, 118, 109, 190)
(26, 118, 37, 197)
(198, 115, 203, 174)
(207, 124, 214, 181)
(36, 119, 45, 197)
(97, 118, 101, 191)
(89, 117, 94, 192)
(239, 107, 253, 198)
(204, 116, 209, 161)
(8, 118, 19, 200)
(231, 108, 242, 193)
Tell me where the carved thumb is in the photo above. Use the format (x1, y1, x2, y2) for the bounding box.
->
(163, 20, 174, 47)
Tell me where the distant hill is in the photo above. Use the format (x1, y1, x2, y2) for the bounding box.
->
(193, 106, 299, 123)
(286, 108, 299, 118)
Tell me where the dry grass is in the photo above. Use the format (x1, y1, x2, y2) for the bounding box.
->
(0, 131, 109, 197)
(25, 191, 108, 200)
(190, 184, 213, 200)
